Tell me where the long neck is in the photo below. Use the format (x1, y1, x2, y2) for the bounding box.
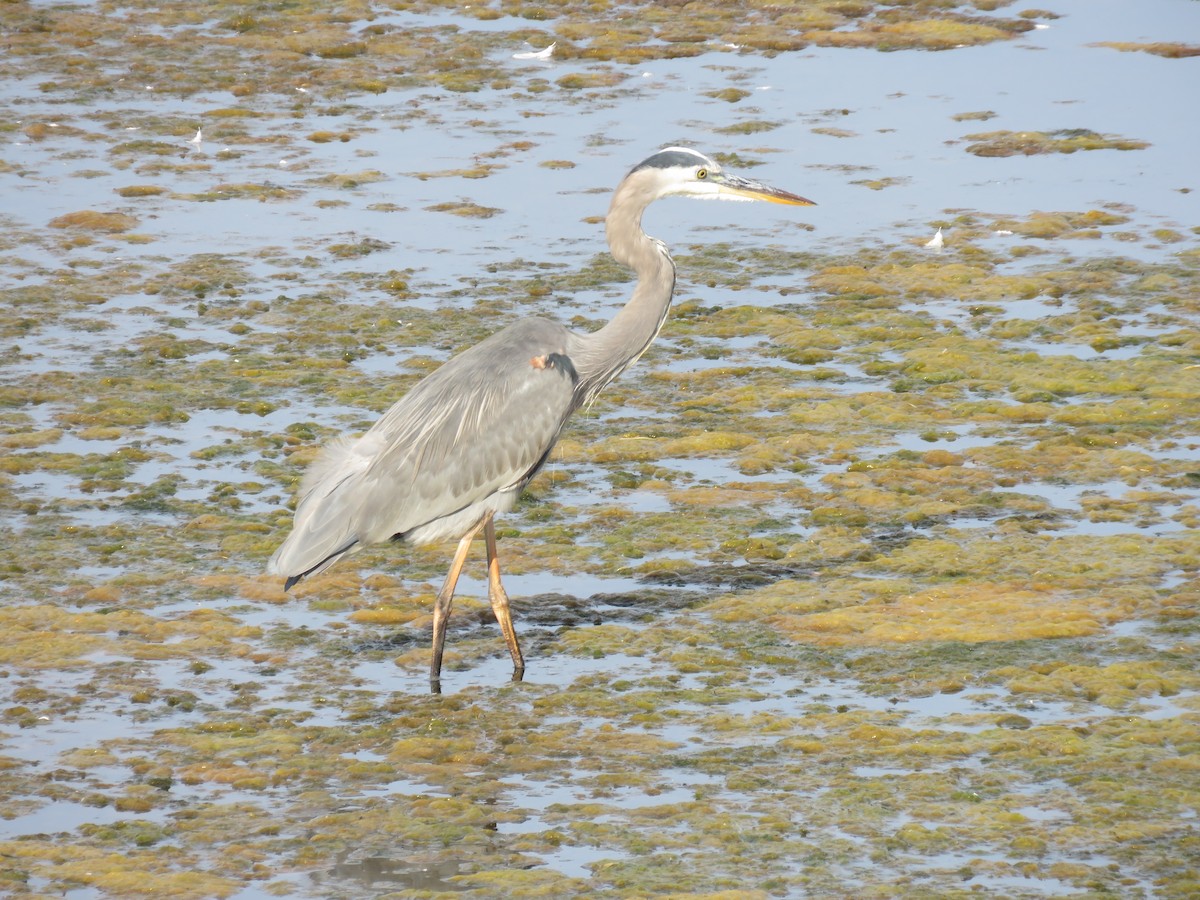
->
(571, 182, 676, 406)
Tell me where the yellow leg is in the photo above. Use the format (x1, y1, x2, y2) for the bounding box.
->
(484, 513, 525, 674)
(430, 518, 486, 684)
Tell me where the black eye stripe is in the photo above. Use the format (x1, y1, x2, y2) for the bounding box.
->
(629, 148, 715, 174)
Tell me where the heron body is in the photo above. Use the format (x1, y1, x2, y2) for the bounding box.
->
(268, 147, 814, 684)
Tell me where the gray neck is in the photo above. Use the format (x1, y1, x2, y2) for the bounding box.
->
(571, 182, 676, 406)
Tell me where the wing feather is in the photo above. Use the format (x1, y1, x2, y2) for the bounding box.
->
(268, 318, 578, 580)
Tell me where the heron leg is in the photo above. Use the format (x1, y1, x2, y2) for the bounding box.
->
(484, 513, 525, 675)
(430, 518, 486, 684)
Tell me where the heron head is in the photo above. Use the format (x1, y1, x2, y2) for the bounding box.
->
(628, 146, 815, 207)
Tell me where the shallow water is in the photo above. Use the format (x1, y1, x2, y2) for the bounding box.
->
(1, 0, 1199, 897)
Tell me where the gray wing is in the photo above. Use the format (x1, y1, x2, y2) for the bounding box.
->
(268, 317, 579, 582)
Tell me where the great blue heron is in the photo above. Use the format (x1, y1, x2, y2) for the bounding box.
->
(268, 146, 814, 684)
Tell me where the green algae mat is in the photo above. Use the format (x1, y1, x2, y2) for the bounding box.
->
(1, 0, 1198, 897)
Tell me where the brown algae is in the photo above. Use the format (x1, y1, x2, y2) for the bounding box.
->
(1, 223, 1198, 894)
(963, 129, 1152, 157)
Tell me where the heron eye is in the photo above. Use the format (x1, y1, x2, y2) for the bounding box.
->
(696, 168, 707, 180)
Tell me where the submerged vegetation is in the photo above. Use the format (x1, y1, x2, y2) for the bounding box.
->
(0, 0, 1197, 897)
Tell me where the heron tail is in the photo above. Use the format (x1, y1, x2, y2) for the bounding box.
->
(269, 534, 359, 590)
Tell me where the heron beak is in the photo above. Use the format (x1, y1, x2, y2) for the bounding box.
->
(715, 172, 816, 206)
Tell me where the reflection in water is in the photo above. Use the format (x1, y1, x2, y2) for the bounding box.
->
(329, 854, 469, 891)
